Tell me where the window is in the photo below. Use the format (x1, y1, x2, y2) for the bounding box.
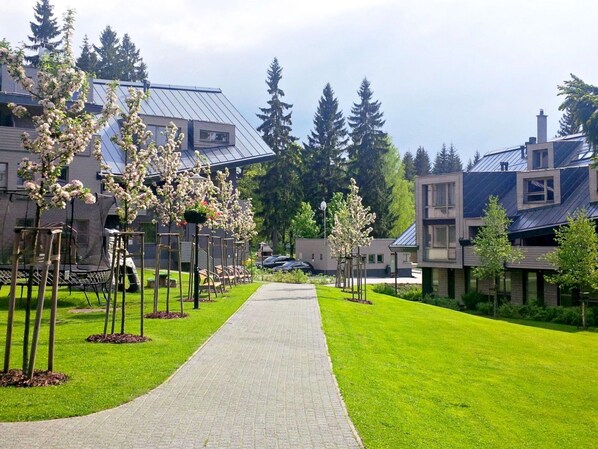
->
(377, 254, 384, 264)
(368, 254, 375, 264)
(532, 149, 548, 169)
(424, 224, 456, 261)
(139, 222, 156, 244)
(146, 125, 167, 146)
(497, 272, 511, 301)
(199, 130, 229, 145)
(0, 163, 7, 189)
(17, 174, 24, 188)
(424, 182, 456, 218)
(431, 268, 439, 295)
(58, 167, 69, 184)
(466, 268, 478, 292)
(525, 178, 554, 203)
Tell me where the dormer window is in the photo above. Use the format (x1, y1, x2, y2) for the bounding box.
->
(525, 177, 554, 203)
(532, 149, 548, 169)
(199, 130, 229, 145)
(146, 124, 168, 146)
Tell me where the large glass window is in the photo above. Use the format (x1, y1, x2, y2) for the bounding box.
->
(431, 268, 439, 295)
(424, 224, 456, 261)
(147, 125, 167, 146)
(497, 272, 511, 301)
(424, 182, 456, 218)
(532, 149, 548, 169)
(525, 178, 554, 203)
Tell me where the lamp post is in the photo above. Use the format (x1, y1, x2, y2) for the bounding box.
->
(320, 200, 327, 241)
(190, 173, 207, 310)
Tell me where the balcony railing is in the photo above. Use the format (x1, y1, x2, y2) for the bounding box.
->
(424, 248, 456, 261)
(0, 127, 37, 151)
(425, 205, 456, 219)
(463, 245, 556, 269)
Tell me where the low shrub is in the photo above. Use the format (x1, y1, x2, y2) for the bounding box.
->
(422, 295, 460, 310)
(270, 269, 309, 284)
(372, 283, 396, 296)
(476, 301, 494, 316)
(461, 291, 488, 310)
(399, 285, 423, 301)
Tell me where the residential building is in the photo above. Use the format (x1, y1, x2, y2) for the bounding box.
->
(391, 110, 594, 306)
(0, 66, 273, 263)
(297, 238, 413, 277)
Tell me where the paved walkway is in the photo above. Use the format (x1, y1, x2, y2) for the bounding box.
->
(0, 283, 363, 449)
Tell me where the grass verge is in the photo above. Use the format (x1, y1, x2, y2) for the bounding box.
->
(0, 277, 259, 421)
(317, 285, 598, 449)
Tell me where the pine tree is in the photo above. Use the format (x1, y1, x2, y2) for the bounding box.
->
(76, 35, 98, 74)
(118, 34, 147, 81)
(94, 26, 121, 80)
(402, 150, 416, 181)
(25, 0, 61, 66)
(473, 149, 481, 165)
(255, 58, 301, 250)
(448, 143, 463, 172)
(557, 108, 580, 137)
(414, 146, 431, 176)
(348, 78, 392, 237)
(304, 83, 348, 221)
(433, 143, 450, 174)
(466, 158, 474, 171)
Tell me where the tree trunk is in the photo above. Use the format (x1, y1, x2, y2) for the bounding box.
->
(582, 300, 587, 329)
(493, 278, 498, 318)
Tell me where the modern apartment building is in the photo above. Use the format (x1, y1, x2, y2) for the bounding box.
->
(391, 110, 594, 306)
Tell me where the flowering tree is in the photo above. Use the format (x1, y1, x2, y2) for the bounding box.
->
(328, 179, 375, 291)
(0, 10, 117, 380)
(94, 87, 156, 228)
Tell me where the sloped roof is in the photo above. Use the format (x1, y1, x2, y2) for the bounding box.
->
(389, 222, 417, 250)
(463, 171, 518, 217)
(92, 79, 274, 174)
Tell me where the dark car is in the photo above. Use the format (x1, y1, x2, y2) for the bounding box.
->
(262, 255, 295, 269)
(272, 260, 314, 274)
(255, 255, 279, 269)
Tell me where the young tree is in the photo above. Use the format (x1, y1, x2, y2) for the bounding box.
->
(76, 35, 98, 74)
(255, 58, 302, 251)
(290, 202, 320, 239)
(402, 150, 416, 181)
(303, 83, 348, 218)
(25, 0, 61, 66)
(1, 10, 117, 379)
(384, 144, 414, 236)
(348, 78, 392, 237)
(545, 210, 598, 328)
(472, 196, 523, 317)
(414, 146, 431, 176)
(558, 74, 598, 151)
(94, 26, 121, 80)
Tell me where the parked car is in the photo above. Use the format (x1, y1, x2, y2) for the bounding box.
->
(255, 255, 280, 269)
(262, 255, 295, 269)
(272, 260, 314, 274)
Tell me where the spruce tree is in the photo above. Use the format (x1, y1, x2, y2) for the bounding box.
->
(304, 83, 348, 221)
(448, 143, 463, 172)
(255, 58, 302, 250)
(414, 146, 431, 176)
(473, 149, 481, 165)
(94, 26, 121, 80)
(118, 34, 147, 81)
(76, 35, 98, 74)
(402, 150, 416, 181)
(557, 108, 580, 137)
(25, 0, 61, 66)
(466, 158, 474, 171)
(348, 78, 392, 237)
(433, 143, 450, 174)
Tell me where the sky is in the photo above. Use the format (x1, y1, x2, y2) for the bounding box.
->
(2, 0, 598, 162)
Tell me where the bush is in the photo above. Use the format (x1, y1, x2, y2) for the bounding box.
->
(269, 269, 309, 284)
(476, 301, 494, 316)
(398, 285, 423, 301)
(461, 291, 488, 310)
(498, 303, 521, 319)
(372, 283, 396, 296)
(422, 295, 460, 310)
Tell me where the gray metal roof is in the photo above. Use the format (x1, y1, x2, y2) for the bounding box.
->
(469, 145, 527, 172)
(510, 166, 598, 235)
(92, 79, 274, 174)
(389, 222, 417, 249)
(463, 171, 518, 218)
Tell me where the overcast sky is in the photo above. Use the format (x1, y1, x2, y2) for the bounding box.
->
(3, 0, 598, 162)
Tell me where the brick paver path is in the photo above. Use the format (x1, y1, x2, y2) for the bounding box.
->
(0, 283, 362, 449)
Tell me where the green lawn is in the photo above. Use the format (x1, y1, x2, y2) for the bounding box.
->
(317, 285, 598, 449)
(0, 276, 259, 421)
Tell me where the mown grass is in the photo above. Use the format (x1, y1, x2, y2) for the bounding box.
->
(317, 285, 598, 449)
(0, 274, 259, 422)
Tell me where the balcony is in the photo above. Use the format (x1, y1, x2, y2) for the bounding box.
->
(424, 205, 456, 219)
(463, 245, 556, 270)
(424, 248, 456, 261)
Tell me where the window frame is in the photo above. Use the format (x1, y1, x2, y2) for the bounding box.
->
(524, 177, 554, 204)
